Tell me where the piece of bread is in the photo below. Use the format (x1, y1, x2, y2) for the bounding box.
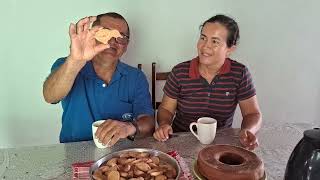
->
(94, 29, 122, 44)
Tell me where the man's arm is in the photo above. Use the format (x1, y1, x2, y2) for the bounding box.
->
(43, 16, 107, 103)
(131, 71, 156, 137)
(94, 115, 154, 147)
(94, 70, 156, 146)
(43, 56, 85, 103)
(135, 114, 155, 137)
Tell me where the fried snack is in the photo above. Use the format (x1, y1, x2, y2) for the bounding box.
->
(135, 162, 151, 172)
(93, 169, 107, 180)
(93, 151, 178, 180)
(108, 170, 121, 180)
(155, 175, 167, 180)
(106, 157, 118, 167)
(151, 156, 160, 165)
(94, 29, 122, 44)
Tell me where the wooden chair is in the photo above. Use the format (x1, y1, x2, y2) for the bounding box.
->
(152, 62, 170, 110)
(137, 64, 142, 70)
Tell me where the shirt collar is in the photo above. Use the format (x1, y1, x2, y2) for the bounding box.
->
(189, 56, 231, 79)
(80, 60, 128, 79)
(116, 61, 129, 75)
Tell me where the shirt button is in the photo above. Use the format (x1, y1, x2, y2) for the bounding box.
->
(102, 83, 106, 87)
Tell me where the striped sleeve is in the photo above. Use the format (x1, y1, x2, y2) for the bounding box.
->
(236, 66, 256, 101)
(163, 66, 181, 99)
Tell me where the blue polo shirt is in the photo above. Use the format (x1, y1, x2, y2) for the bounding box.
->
(51, 57, 154, 143)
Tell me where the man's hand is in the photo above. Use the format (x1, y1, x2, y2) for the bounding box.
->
(95, 120, 136, 147)
(153, 124, 173, 142)
(68, 16, 109, 65)
(239, 129, 259, 151)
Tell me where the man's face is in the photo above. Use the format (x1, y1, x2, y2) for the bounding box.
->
(95, 16, 129, 62)
(197, 22, 234, 66)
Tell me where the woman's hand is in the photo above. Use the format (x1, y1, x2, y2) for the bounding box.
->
(153, 124, 173, 142)
(239, 129, 259, 150)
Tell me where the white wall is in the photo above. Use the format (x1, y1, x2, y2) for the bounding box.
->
(1, 0, 319, 148)
(229, 0, 320, 127)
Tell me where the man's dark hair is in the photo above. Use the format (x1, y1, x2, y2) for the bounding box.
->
(93, 12, 130, 38)
(200, 14, 239, 47)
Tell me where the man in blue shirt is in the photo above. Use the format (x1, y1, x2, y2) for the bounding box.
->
(43, 12, 154, 146)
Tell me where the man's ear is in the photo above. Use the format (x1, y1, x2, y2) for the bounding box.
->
(226, 45, 236, 57)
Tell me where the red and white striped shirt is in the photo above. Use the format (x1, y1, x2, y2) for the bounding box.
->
(163, 57, 256, 132)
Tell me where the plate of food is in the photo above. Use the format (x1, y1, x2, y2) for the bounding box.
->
(193, 160, 267, 180)
(90, 148, 181, 180)
(194, 144, 267, 180)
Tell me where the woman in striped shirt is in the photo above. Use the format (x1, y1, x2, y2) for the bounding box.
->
(153, 15, 262, 150)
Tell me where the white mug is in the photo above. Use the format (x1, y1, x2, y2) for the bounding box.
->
(92, 120, 110, 148)
(189, 117, 217, 144)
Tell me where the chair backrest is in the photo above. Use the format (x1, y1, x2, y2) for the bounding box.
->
(152, 62, 170, 110)
(137, 64, 142, 70)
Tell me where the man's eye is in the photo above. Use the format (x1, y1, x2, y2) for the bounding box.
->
(200, 36, 205, 40)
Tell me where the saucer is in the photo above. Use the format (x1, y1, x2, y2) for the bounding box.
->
(192, 161, 206, 180)
(192, 160, 267, 180)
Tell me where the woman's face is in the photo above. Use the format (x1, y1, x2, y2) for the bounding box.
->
(197, 22, 234, 66)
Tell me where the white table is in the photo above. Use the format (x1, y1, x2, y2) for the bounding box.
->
(0, 123, 315, 180)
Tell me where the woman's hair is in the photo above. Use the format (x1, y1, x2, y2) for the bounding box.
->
(200, 14, 239, 47)
(93, 12, 130, 38)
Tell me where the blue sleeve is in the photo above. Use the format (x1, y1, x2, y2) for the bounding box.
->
(48, 57, 67, 104)
(132, 71, 154, 119)
(51, 57, 67, 72)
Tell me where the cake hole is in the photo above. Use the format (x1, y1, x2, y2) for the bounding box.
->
(218, 153, 245, 165)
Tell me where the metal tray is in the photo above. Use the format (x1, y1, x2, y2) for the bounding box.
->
(90, 148, 181, 180)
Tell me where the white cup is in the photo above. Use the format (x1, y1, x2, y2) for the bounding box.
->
(92, 120, 110, 148)
(189, 117, 217, 144)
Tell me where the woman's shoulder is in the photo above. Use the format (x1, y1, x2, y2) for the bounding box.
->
(228, 58, 251, 72)
(171, 58, 194, 72)
(229, 58, 246, 68)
